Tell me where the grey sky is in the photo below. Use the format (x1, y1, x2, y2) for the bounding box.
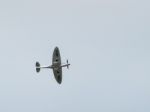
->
(0, 0, 150, 112)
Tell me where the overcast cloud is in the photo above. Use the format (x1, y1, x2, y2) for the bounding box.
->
(0, 0, 150, 112)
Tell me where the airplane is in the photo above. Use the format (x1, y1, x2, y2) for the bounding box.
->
(35, 46, 70, 84)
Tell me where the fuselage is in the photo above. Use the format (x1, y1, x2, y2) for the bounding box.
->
(36, 46, 70, 84)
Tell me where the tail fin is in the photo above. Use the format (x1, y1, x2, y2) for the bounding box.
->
(36, 62, 41, 73)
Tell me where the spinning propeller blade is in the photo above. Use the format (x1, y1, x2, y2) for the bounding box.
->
(67, 59, 69, 69)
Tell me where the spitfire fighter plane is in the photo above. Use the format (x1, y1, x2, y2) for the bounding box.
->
(35, 47, 70, 84)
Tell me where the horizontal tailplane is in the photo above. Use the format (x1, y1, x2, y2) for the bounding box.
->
(36, 61, 40, 73)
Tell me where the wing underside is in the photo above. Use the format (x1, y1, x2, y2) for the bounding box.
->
(52, 47, 62, 84)
(53, 47, 61, 65)
(53, 68, 62, 84)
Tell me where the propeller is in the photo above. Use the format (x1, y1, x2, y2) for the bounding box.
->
(67, 59, 69, 69)
(62, 60, 68, 64)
